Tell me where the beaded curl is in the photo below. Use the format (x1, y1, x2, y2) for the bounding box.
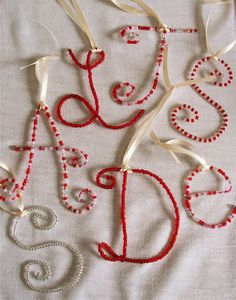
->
(11, 206, 84, 293)
(96, 167, 180, 264)
(57, 49, 145, 129)
(170, 57, 233, 143)
(184, 166, 236, 228)
(0, 104, 96, 215)
(112, 25, 198, 106)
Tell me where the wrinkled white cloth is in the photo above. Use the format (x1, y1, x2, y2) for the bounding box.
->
(0, 0, 236, 299)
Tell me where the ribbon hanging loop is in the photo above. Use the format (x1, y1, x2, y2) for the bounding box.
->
(58, 0, 100, 51)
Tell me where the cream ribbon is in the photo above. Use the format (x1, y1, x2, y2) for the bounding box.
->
(149, 131, 210, 171)
(201, 0, 232, 4)
(109, 0, 167, 29)
(57, 0, 100, 51)
(204, 9, 236, 60)
(21, 56, 59, 108)
(121, 46, 214, 172)
(0, 161, 27, 216)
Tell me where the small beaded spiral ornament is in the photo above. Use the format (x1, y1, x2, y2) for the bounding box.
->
(56, 0, 145, 130)
(0, 57, 96, 215)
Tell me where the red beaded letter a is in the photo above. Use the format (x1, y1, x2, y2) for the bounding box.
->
(9, 104, 96, 215)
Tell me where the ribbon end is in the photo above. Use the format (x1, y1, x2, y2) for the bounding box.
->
(197, 164, 210, 171)
(120, 164, 133, 173)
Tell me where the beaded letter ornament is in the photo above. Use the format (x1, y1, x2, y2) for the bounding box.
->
(0, 164, 84, 293)
(109, 0, 198, 106)
(183, 165, 236, 229)
(96, 167, 179, 264)
(56, 0, 145, 129)
(170, 4, 236, 143)
(150, 132, 236, 229)
(7, 57, 96, 215)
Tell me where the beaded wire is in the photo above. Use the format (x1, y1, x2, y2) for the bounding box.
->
(183, 166, 236, 228)
(0, 58, 96, 215)
(96, 167, 180, 264)
(169, 8, 235, 143)
(56, 0, 145, 129)
(112, 26, 198, 106)
(12, 105, 96, 214)
(170, 57, 233, 143)
(10, 206, 84, 293)
(57, 49, 145, 129)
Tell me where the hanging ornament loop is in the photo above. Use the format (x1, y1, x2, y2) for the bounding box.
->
(58, 0, 100, 51)
(20, 56, 59, 108)
(109, 0, 168, 31)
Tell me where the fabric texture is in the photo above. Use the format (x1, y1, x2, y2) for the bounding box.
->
(0, 0, 236, 299)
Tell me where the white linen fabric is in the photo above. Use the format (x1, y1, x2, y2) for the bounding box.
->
(0, 0, 236, 299)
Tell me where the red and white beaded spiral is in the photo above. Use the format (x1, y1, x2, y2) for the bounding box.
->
(170, 57, 233, 143)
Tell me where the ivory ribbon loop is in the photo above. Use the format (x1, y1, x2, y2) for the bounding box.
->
(109, 0, 149, 15)
(121, 46, 214, 170)
(21, 56, 59, 108)
(205, 11, 236, 60)
(109, 0, 167, 29)
(0, 161, 27, 216)
(58, 0, 99, 50)
(150, 130, 210, 170)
